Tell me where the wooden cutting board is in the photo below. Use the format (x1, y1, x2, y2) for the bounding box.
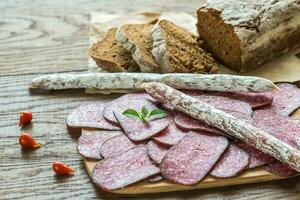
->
(83, 108, 300, 194)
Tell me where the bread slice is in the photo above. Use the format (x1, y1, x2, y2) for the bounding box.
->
(116, 20, 160, 72)
(89, 28, 138, 72)
(151, 20, 218, 73)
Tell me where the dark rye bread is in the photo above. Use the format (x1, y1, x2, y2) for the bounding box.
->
(151, 20, 218, 73)
(197, 0, 300, 72)
(89, 28, 138, 72)
(116, 20, 160, 72)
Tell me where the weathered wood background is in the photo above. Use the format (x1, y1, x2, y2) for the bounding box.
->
(0, 0, 299, 199)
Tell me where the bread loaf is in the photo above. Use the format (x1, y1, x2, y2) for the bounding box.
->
(197, 0, 300, 72)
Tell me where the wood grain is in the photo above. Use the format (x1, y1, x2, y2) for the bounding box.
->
(1, 0, 300, 199)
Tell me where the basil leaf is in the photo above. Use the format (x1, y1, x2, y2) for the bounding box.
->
(149, 108, 167, 120)
(141, 106, 149, 118)
(122, 109, 141, 119)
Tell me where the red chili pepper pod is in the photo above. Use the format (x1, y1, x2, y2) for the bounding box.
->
(19, 133, 41, 149)
(52, 162, 75, 175)
(19, 111, 33, 127)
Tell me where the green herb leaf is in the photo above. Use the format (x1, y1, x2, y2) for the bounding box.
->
(122, 109, 141, 119)
(122, 106, 167, 123)
(141, 106, 149, 118)
(149, 108, 167, 120)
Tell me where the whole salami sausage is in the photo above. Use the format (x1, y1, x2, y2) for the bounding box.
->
(30, 73, 278, 92)
(143, 82, 300, 172)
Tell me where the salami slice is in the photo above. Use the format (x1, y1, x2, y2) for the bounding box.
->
(160, 132, 228, 185)
(66, 103, 120, 131)
(77, 129, 122, 160)
(237, 142, 274, 168)
(253, 109, 300, 147)
(205, 91, 273, 109)
(92, 145, 160, 191)
(253, 109, 300, 175)
(210, 143, 249, 178)
(264, 83, 300, 116)
(147, 140, 170, 164)
(114, 112, 170, 141)
(153, 119, 187, 146)
(103, 93, 158, 123)
(174, 109, 252, 133)
(100, 134, 137, 158)
(265, 162, 297, 177)
(195, 95, 253, 116)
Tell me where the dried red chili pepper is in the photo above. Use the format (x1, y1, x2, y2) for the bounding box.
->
(19, 133, 41, 149)
(52, 162, 75, 175)
(19, 111, 33, 127)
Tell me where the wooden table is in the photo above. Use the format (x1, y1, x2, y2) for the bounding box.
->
(1, 0, 299, 199)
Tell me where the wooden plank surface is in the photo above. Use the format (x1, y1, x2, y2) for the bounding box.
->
(1, 0, 300, 199)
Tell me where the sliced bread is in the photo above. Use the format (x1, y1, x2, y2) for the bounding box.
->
(151, 20, 218, 73)
(89, 28, 138, 72)
(116, 20, 160, 72)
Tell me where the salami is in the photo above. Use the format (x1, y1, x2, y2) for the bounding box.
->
(160, 132, 228, 185)
(143, 82, 300, 172)
(30, 73, 278, 92)
(265, 162, 297, 177)
(147, 140, 170, 164)
(66, 103, 121, 131)
(210, 143, 249, 178)
(100, 134, 137, 158)
(205, 91, 273, 109)
(114, 112, 170, 141)
(237, 142, 274, 168)
(103, 95, 158, 123)
(195, 95, 253, 116)
(153, 118, 187, 146)
(92, 145, 160, 191)
(77, 129, 122, 160)
(174, 109, 252, 134)
(264, 83, 300, 116)
(253, 109, 300, 175)
(253, 109, 300, 148)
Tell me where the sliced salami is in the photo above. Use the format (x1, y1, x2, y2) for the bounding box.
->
(100, 134, 137, 158)
(205, 91, 273, 109)
(237, 142, 274, 168)
(195, 95, 253, 116)
(174, 112, 222, 133)
(92, 145, 160, 191)
(103, 93, 158, 123)
(253, 109, 300, 175)
(265, 162, 297, 177)
(153, 119, 187, 146)
(147, 140, 170, 164)
(160, 132, 228, 185)
(66, 103, 120, 131)
(253, 109, 300, 147)
(77, 129, 122, 160)
(264, 83, 300, 116)
(174, 109, 252, 133)
(210, 143, 249, 178)
(114, 112, 170, 141)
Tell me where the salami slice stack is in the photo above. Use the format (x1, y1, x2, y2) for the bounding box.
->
(67, 82, 300, 191)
